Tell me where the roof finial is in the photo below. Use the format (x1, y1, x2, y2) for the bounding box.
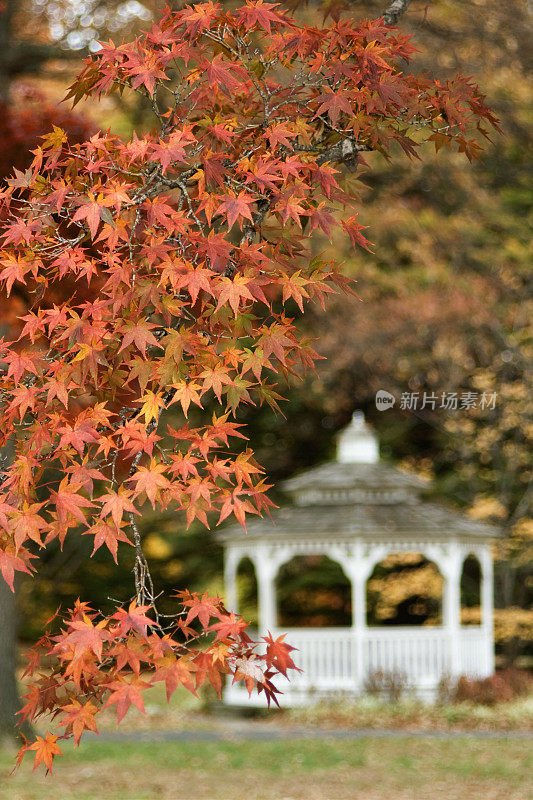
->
(351, 410, 365, 428)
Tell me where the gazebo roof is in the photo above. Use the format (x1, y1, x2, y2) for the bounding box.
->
(218, 499, 498, 543)
(219, 412, 498, 544)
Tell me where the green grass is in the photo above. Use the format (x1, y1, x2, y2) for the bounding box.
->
(1, 736, 532, 800)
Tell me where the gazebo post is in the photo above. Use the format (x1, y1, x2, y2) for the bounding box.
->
(442, 543, 463, 677)
(480, 545, 495, 675)
(223, 548, 239, 613)
(346, 542, 372, 692)
(254, 548, 277, 634)
(352, 571, 367, 691)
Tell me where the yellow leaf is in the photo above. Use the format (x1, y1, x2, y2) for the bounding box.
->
(41, 126, 67, 151)
(139, 391, 165, 424)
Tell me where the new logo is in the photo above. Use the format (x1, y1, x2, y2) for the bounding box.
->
(375, 390, 395, 410)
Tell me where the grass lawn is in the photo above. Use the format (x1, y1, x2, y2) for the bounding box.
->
(66, 682, 533, 734)
(1, 736, 532, 800)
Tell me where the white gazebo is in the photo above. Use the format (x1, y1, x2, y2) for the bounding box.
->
(220, 412, 498, 705)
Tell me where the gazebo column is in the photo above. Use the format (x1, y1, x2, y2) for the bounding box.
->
(442, 544, 463, 677)
(253, 548, 278, 634)
(346, 544, 374, 692)
(352, 572, 367, 631)
(480, 545, 495, 676)
(351, 570, 368, 691)
(223, 548, 239, 613)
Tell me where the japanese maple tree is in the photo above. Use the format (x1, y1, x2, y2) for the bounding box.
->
(0, 1, 497, 771)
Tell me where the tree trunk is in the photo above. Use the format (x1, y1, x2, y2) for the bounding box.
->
(0, 578, 29, 742)
(0, 1, 78, 102)
(0, 0, 14, 102)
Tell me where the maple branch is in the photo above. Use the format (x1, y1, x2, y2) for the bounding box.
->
(176, 178, 205, 232)
(315, 137, 370, 166)
(129, 509, 154, 608)
(382, 0, 413, 25)
(127, 443, 155, 608)
(238, 197, 270, 256)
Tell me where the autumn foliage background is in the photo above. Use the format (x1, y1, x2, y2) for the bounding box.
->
(0, 0, 530, 774)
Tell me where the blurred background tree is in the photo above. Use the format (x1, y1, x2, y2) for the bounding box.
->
(233, 0, 532, 662)
(0, 1, 155, 99)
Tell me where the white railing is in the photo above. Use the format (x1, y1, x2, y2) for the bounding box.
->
(363, 627, 451, 686)
(272, 628, 356, 689)
(226, 625, 493, 705)
(459, 626, 492, 677)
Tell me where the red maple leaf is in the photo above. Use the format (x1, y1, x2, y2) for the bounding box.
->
(49, 479, 95, 525)
(218, 490, 257, 529)
(27, 732, 63, 773)
(4, 350, 39, 383)
(102, 677, 151, 723)
(168, 380, 203, 417)
(84, 520, 132, 563)
(128, 53, 168, 96)
(209, 612, 248, 642)
(153, 655, 197, 701)
(182, 591, 223, 629)
(110, 600, 157, 637)
(99, 488, 140, 528)
(263, 632, 299, 677)
(342, 214, 373, 251)
(56, 615, 112, 662)
(215, 275, 254, 316)
(201, 231, 233, 271)
(177, 266, 216, 305)
(244, 157, 283, 192)
(263, 122, 298, 149)
(118, 320, 161, 358)
(179, 1, 220, 38)
(199, 365, 234, 401)
(0, 548, 34, 591)
(193, 649, 227, 696)
(72, 197, 105, 239)
(129, 460, 171, 506)
(203, 54, 248, 94)
(0, 255, 36, 295)
(56, 421, 99, 456)
(259, 323, 294, 362)
(314, 88, 353, 126)
(65, 462, 106, 496)
(309, 203, 336, 238)
(236, 0, 286, 33)
(11, 503, 48, 549)
(233, 656, 265, 694)
(216, 191, 255, 229)
(280, 271, 310, 312)
(207, 122, 236, 145)
(58, 700, 99, 746)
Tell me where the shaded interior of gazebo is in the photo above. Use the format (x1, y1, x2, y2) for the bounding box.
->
(219, 413, 497, 705)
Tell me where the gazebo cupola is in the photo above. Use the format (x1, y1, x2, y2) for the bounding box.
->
(219, 412, 498, 705)
(337, 410, 379, 464)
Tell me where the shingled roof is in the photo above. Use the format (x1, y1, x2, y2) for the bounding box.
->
(218, 498, 498, 542)
(219, 412, 498, 543)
